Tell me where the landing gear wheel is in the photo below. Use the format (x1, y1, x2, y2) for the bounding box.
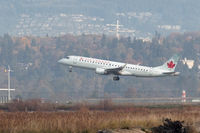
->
(69, 66, 72, 72)
(113, 76, 120, 81)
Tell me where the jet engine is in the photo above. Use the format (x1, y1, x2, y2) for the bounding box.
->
(95, 68, 107, 75)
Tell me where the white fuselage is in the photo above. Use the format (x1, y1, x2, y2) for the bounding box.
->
(58, 55, 178, 77)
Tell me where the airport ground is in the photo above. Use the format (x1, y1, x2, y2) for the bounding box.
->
(0, 100, 199, 133)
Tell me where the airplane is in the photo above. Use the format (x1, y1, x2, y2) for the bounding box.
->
(58, 54, 180, 81)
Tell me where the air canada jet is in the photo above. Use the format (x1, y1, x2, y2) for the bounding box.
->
(58, 54, 180, 81)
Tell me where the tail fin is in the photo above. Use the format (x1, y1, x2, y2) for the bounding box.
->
(156, 54, 180, 72)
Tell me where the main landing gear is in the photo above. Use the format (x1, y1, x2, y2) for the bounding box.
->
(69, 66, 72, 72)
(113, 76, 120, 81)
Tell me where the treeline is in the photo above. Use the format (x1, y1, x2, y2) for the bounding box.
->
(0, 32, 199, 101)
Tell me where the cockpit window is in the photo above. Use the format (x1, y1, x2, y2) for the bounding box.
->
(66, 56, 70, 59)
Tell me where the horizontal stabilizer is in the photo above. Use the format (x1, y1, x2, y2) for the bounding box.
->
(162, 72, 180, 76)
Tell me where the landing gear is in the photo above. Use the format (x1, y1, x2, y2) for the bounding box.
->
(69, 66, 72, 72)
(113, 76, 120, 81)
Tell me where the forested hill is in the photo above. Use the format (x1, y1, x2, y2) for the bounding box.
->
(0, 32, 199, 101)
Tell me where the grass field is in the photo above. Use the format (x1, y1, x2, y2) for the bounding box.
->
(0, 102, 200, 133)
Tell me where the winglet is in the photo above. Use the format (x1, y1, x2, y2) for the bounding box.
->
(121, 63, 127, 69)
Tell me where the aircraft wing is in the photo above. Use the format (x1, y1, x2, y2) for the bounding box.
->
(104, 63, 127, 75)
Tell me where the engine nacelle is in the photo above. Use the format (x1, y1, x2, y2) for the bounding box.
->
(95, 68, 107, 75)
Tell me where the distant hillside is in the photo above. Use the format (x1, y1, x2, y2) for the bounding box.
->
(0, 32, 199, 101)
(1, 0, 200, 36)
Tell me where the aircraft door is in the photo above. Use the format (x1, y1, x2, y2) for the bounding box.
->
(73, 56, 78, 65)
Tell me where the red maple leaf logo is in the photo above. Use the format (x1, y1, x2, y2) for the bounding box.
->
(167, 61, 175, 68)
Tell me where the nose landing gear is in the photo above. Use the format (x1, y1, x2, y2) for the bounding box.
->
(69, 66, 72, 72)
(113, 76, 120, 81)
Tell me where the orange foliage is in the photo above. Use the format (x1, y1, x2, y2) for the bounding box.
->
(20, 37, 31, 49)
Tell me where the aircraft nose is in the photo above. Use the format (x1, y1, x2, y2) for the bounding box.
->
(58, 58, 66, 64)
